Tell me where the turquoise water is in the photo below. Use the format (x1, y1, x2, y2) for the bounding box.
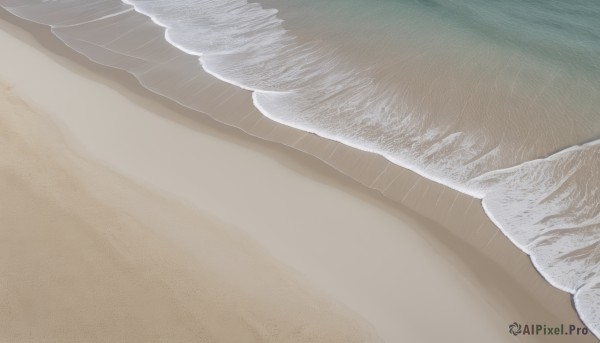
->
(416, 0, 600, 70)
(265, 0, 600, 87)
(1, 0, 599, 337)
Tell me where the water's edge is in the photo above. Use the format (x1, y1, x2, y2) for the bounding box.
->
(1, 1, 597, 339)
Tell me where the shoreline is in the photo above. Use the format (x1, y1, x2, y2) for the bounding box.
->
(0, 8, 595, 343)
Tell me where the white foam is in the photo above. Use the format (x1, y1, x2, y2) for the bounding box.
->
(113, 3, 600, 335)
(2, 0, 599, 336)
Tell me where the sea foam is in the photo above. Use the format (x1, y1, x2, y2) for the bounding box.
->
(1, 0, 599, 337)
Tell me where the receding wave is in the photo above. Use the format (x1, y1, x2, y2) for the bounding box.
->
(2, 0, 599, 336)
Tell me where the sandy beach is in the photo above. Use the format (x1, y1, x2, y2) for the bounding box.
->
(0, 10, 595, 343)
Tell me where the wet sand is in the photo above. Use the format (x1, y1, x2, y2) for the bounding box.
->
(0, 11, 595, 343)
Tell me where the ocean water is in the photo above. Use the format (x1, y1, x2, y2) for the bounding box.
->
(2, 0, 599, 336)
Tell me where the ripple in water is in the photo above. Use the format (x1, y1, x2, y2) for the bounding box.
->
(1, 0, 599, 337)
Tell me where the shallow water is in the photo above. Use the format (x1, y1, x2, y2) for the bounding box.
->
(2, 0, 599, 337)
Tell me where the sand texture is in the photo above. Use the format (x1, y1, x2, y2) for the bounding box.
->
(0, 12, 596, 343)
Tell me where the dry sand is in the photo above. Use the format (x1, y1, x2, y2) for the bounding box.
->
(0, 80, 379, 343)
(0, 14, 595, 343)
